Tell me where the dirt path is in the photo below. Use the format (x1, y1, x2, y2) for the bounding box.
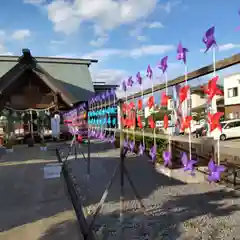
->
(0, 145, 82, 240)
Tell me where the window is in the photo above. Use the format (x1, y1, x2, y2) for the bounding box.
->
(228, 87, 238, 97)
(234, 121, 240, 127)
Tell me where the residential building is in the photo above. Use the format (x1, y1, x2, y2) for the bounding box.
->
(224, 73, 240, 119)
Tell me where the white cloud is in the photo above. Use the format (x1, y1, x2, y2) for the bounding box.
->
(136, 35, 148, 42)
(148, 21, 164, 28)
(158, 0, 181, 14)
(200, 43, 240, 52)
(27, 0, 158, 35)
(129, 21, 164, 41)
(218, 43, 240, 52)
(0, 43, 13, 56)
(50, 40, 65, 45)
(11, 29, 31, 40)
(83, 44, 174, 61)
(90, 35, 109, 47)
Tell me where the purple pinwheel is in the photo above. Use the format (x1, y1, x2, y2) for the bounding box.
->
(146, 65, 153, 79)
(123, 139, 129, 149)
(202, 26, 217, 53)
(138, 143, 145, 156)
(101, 92, 106, 100)
(122, 81, 127, 92)
(110, 88, 116, 97)
(208, 159, 225, 182)
(181, 152, 197, 175)
(106, 90, 110, 98)
(163, 150, 172, 167)
(109, 135, 115, 144)
(158, 56, 168, 74)
(99, 131, 105, 141)
(177, 42, 188, 64)
(136, 72, 142, 85)
(149, 145, 157, 162)
(237, 9, 240, 31)
(127, 76, 134, 87)
(129, 140, 135, 152)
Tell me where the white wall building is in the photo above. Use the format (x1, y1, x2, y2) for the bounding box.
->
(224, 73, 240, 119)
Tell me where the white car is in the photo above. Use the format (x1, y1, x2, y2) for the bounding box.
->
(210, 119, 240, 141)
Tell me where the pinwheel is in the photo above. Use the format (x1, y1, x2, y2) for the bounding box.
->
(147, 96, 154, 109)
(237, 9, 240, 31)
(203, 26, 217, 53)
(158, 56, 168, 74)
(160, 92, 170, 107)
(77, 135, 83, 143)
(148, 116, 155, 129)
(123, 139, 129, 149)
(137, 116, 143, 129)
(181, 116, 192, 132)
(129, 140, 135, 152)
(208, 159, 225, 182)
(179, 85, 190, 104)
(146, 65, 153, 79)
(139, 143, 145, 156)
(149, 145, 157, 162)
(181, 152, 197, 175)
(138, 99, 143, 110)
(163, 150, 172, 168)
(127, 76, 134, 87)
(136, 72, 142, 85)
(163, 114, 168, 129)
(177, 42, 188, 64)
(136, 71, 145, 154)
(202, 76, 223, 103)
(207, 112, 224, 132)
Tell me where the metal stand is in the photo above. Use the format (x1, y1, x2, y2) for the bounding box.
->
(87, 146, 147, 233)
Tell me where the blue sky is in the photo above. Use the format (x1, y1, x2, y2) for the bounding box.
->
(0, 0, 240, 97)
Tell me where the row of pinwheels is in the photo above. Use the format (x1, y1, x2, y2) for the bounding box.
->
(88, 89, 116, 106)
(118, 25, 228, 183)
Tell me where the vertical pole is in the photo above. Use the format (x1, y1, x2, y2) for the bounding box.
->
(119, 100, 125, 224)
(87, 102, 90, 177)
(30, 110, 33, 139)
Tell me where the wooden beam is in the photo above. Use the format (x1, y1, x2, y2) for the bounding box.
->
(127, 53, 240, 100)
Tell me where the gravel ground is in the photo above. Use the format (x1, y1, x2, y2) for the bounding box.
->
(60, 140, 240, 240)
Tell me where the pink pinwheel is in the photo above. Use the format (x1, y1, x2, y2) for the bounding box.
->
(149, 145, 157, 162)
(158, 56, 168, 73)
(177, 42, 188, 64)
(127, 76, 134, 87)
(122, 80, 127, 92)
(146, 65, 153, 79)
(139, 143, 145, 156)
(202, 26, 217, 53)
(208, 159, 225, 182)
(136, 72, 142, 85)
(181, 152, 197, 175)
(163, 150, 172, 167)
(129, 140, 135, 152)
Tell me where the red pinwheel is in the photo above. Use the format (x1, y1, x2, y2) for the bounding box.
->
(148, 116, 155, 129)
(148, 96, 154, 109)
(181, 116, 192, 131)
(129, 101, 135, 109)
(122, 103, 128, 113)
(138, 99, 143, 110)
(137, 116, 143, 129)
(179, 85, 190, 104)
(202, 76, 223, 103)
(161, 92, 170, 107)
(163, 114, 168, 129)
(77, 135, 83, 143)
(208, 112, 224, 132)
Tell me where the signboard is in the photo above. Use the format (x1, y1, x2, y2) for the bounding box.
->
(44, 163, 62, 179)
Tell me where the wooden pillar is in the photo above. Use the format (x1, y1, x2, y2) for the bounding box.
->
(53, 92, 59, 112)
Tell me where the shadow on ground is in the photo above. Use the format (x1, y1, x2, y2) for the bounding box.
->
(0, 146, 74, 233)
